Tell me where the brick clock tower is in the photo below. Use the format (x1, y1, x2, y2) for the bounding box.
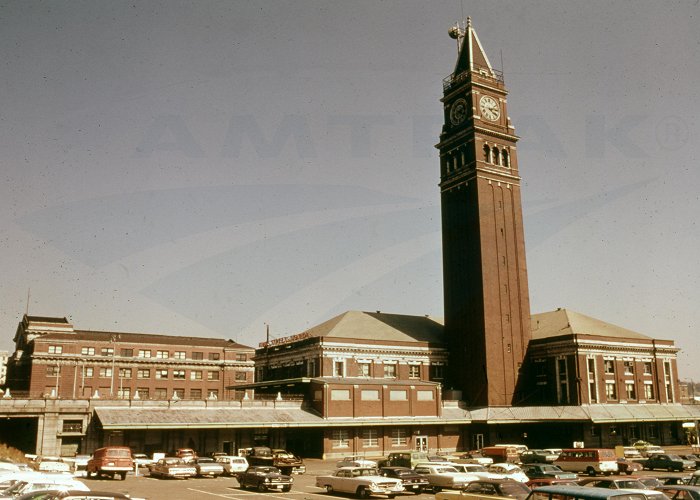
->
(437, 19, 532, 407)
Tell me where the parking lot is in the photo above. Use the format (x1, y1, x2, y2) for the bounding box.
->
(70, 456, 696, 500)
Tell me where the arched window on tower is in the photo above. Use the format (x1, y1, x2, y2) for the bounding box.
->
(492, 147, 500, 165)
(501, 149, 509, 167)
(483, 144, 491, 163)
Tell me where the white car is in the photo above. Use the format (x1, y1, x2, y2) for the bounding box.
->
(316, 466, 403, 498)
(487, 463, 529, 483)
(336, 456, 378, 469)
(448, 463, 507, 480)
(0, 475, 89, 498)
(35, 457, 71, 473)
(413, 463, 480, 491)
(215, 455, 249, 476)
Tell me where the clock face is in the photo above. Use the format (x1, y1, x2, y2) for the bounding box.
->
(479, 95, 500, 121)
(449, 98, 468, 126)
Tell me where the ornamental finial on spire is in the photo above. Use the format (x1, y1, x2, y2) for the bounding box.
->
(466, 16, 472, 28)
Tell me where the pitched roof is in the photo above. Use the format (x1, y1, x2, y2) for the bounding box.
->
(454, 17, 495, 76)
(531, 309, 653, 341)
(303, 310, 444, 344)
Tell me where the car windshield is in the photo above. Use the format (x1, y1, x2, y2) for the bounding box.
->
(197, 458, 214, 463)
(436, 466, 459, 473)
(501, 482, 531, 499)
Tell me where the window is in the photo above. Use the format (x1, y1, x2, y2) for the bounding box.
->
(136, 388, 149, 399)
(389, 390, 407, 401)
(483, 144, 491, 162)
(101, 347, 114, 356)
(48, 345, 63, 354)
(208, 371, 220, 381)
(492, 147, 500, 164)
(208, 352, 220, 361)
(84, 367, 94, 377)
(557, 357, 569, 404)
(117, 387, 130, 399)
(172, 389, 185, 399)
(120, 348, 133, 357)
(332, 429, 350, 448)
(605, 382, 617, 400)
(154, 388, 167, 399)
(383, 363, 397, 378)
(137, 369, 150, 379)
(644, 383, 655, 400)
(62, 420, 82, 433)
(588, 358, 598, 403)
(82, 347, 95, 356)
(664, 361, 674, 401)
(391, 428, 407, 446)
(235, 371, 247, 382)
(626, 382, 637, 400)
(99, 367, 112, 377)
(361, 390, 380, 401)
(409, 365, 421, 379)
(173, 369, 186, 380)
(190, 389, 202, 399)
(138, 349, 151, 358)
(174, 351, 186, 360)
(155, 369, 168, 379)
(501, 149, 509, 167)
(236, 353, 247, 361)
(46, 365, 59, 376)
(156, 350, 168, 359)
(604, 359, 616, 374)
(358, 362, 371, 377)
(623, 360, 635, 374)
(208, 389, 219, 399)
(334, 360, 344, 377)
(331, 390, 351, 401)
(430, 364, 444, 380)
(417, 390, 434, 401)
(192, 352, 204, 360)
(190, 370, 203, 380)
(118, 368, 132, 378)
(362, 428, 379, 447)
(644, 361, 653, 374)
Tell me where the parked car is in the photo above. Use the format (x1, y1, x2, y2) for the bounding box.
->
(174, 448, 197, 462)
(459, 452, 494, 466)
(643, 454, 695, 472)
(132, 453, 155, 469)
(521, 464, 577, 481)
(31, 491, 146, 500)
(412, 463, 480, 492)
(214, 455, 249, 476)
(86, 447, 134, 480)
(237, 465, 293, 492)
(379, 466, 430, 494)
(270, 449, 306, 474)
(658, 485, 700, 500)
(378, 452, 429, 469)
(34, 458, 70, 474)
(461, 479, 532, 500)
(683, 455, 700, 469)
(520, 450, 559, 464)
(526, 478, 578, 488)
(336, 457, 378, 469)
(656, 475, 691, 486)
(554, 448, 618, 476)
(149, 457, 196, 479)
(616, 458, 644, 475)
(488, 463, 530, 483)
(316, 466, 403, 498)
(578, 477, 647, 490)
(0, 476, 88, 499)
(635, 476, 664, 489)
(449, 463, 508, 480)
(192, 457, 224, 477)
(622, 447, 644, 460)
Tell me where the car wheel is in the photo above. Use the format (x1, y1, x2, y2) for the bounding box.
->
(669, 467, 675, 472)
(388, 495, 395, 499)
(282, 486, 291, 492)
(433, 486, 442, 492)
(357, 486, 370, 499)
(587, 467, 596, 476)
(626, 471, 633, 476)
(258, 483, 267, 492)
(414, 488, 423, 495)
(326, 485, 333, 493)
(119, 472, 127, 480)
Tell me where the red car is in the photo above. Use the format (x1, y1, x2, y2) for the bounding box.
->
(616, 458, 644, 475)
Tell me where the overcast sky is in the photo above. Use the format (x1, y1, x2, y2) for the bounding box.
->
(1, 1, 699, 380)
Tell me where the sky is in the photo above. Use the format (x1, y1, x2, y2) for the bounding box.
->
(1, 1, 699, 380)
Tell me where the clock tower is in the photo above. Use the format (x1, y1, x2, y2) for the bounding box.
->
(437, 19, 532, 407)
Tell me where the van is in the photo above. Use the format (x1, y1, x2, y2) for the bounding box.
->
(482, 446, 521, 464)
(554, 448, 618, 476)
(526, 485, 658, 500)
(86, 446, 134, 480)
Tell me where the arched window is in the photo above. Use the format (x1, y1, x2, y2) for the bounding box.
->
(492, 147, 500, 165)
(501, 149, 509, 167)
(483, 144, 491, 163)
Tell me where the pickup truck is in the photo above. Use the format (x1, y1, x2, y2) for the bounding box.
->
(316, 466, 404, 498)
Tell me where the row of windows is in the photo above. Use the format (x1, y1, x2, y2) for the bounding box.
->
(46, 366, 248, 382)
(54, 387, 221, 400)
(483, 144, 510, 167)
(332, 361, 443, 380)
(332, 428, 407, 448)
(47, 345, 247, 361)
(327, 388, 435, 402)
(601, 359, 654, 375)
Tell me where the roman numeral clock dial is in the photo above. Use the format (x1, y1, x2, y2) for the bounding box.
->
(479, 95, 500, 121)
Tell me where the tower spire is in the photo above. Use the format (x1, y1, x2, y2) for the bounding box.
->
(453, 18, 495, 77)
